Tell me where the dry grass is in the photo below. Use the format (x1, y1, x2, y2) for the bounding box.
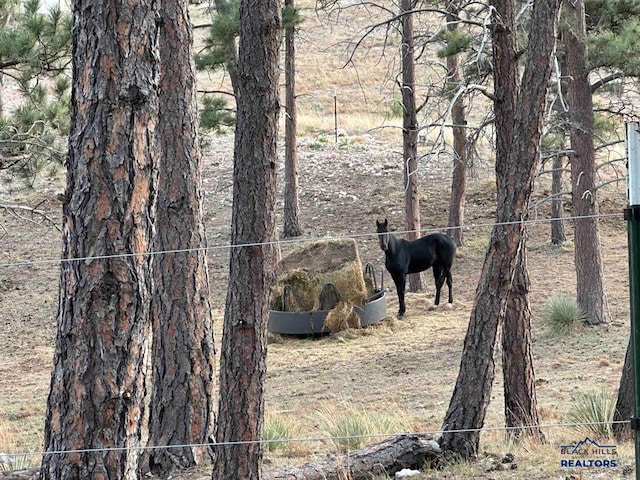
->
(0, 2, 636, 480)
(0, 177, 634, 479)
(192, 0, 406, 141)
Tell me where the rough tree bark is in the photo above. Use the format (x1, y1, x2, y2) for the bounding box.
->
(446, 0, 467, 247)
(563, 0, 610, 325)
(40, 0, 160, 478)
(211, 0, 281, 477)
(400, 0, 423, 293)
(142, 0, 216, 476)
(439, 0, 560, 458)
(550, 154, 567, 245)
(282, 0, 303, 238)
(613, 338, 633, 440)
(503, 245, 545, 442)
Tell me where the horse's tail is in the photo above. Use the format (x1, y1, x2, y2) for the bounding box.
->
(439, 233, 457, 268)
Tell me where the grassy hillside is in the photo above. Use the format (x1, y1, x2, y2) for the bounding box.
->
(0, 1, 635, 479)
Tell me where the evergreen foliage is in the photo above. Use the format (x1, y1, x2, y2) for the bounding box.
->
(585, 0, 640, 33)
(0, 0, 71, 186)
(588, 18, 640, 75)
(436, 29, 472, 59)
(585, 0, 640, 76)
(194, 0, 239, 72)
(282, 4, 303, 29)
(196, 0, 302, 133)
(200, 95, 235, 133)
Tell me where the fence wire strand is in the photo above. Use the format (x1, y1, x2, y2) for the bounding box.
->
(1, 419, 632, 459)
(0, 211, 629, 461)
(0, 211, 623, 269)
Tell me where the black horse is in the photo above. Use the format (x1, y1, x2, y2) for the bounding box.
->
(376, 219, 456, 318)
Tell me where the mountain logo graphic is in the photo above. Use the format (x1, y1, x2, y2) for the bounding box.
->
(560, 437, 616, 455)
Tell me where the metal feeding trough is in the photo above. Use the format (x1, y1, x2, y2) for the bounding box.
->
(268, 263, 387, 335)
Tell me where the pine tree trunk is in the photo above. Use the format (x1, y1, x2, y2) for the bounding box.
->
(503, 244, 545, 442)
(440, 0, 560, 458)
(400, 0, 422, 293)
(613, 338, 633, 440)
(550, 154, 566, 245)
(41, 1, 160, 478)
(211, 0, 281, 477)
(142, 0, 216, 475)
(446, 1, 467, 248)
(563, 0, 610, 325)
(283, 0, 303, 238)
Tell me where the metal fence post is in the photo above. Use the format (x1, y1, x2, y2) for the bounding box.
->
(625, 121, 640, 480)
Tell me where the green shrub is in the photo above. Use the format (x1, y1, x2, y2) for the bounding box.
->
(567, 390, 615, 439)
(386, 99, 404, 119)
(307, 133, 330, 150)
(539, 292, 585, 335)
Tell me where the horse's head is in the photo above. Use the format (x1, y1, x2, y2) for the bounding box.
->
(376, 218, 391, 252)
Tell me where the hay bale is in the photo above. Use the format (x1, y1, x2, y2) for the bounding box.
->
(277, 239, 362, 276)
(364, 274, 376, 298)
(271, 239, 368, 314)
(270, 270, 323, 311)
(323, 301, 361, 333)
(317, 283, 342, 311)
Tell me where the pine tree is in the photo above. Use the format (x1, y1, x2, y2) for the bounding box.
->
(40, 0, 160, 476)
(0, 0, 71, 185)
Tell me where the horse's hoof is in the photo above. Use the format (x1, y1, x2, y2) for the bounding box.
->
(397, 313, 404, 319)
(428, 303, 438, 311)
(445, 303, 453, 310)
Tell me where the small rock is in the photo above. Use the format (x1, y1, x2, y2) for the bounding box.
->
(0, 452, 13, 466)
(502, 452, 515, 463)
(424, 439, 442, 453)
(395, 468, 421, 478)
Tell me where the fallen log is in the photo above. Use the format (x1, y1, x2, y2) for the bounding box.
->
(0, 468, 39, 480)
(262, 434, 441, 480)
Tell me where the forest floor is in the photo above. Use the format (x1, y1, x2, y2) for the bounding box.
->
(0, 131, 634, 479)
(0, 1, 636, 479)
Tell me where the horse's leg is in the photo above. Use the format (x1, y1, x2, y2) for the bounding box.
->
(392, 271, 406, 318)
(445, 267, 453, 308)
(429, 265, 444, 310)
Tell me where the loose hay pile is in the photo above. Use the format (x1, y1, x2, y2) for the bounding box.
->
(271, 239, 371, 333)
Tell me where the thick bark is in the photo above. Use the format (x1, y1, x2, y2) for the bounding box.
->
(503, 244, 545, 442)
(563, 0, 610, 325)
(550, 154, 567, 245)
(211, 0, 281, 478)
(142, 0, 216, 476)
(613, 338, 633, 440)
(282, 0, 303, 238)
(446, 1, 467, 248)
(262, 435, 440, 480)
(440, 0, 560, 458)
(40, 1, 160, 478)
(401, 0, 422, 293)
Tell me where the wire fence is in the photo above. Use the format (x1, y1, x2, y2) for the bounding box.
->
(1, 420, 632, 460)
(0, 210, 631, 462)
(0, 211, 624, 269)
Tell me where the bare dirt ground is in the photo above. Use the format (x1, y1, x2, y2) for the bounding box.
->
(0, 130, 634, 479)
(0, 1, 636, 478)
